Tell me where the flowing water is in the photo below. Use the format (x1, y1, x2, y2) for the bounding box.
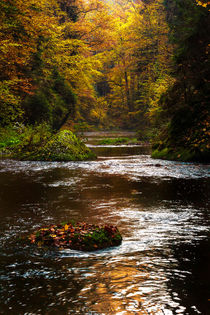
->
(0, 133, 209, 315)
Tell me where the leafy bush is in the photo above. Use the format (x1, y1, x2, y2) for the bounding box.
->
(0, 123, 27, 151)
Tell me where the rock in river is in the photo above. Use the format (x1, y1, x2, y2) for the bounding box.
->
(29, 221, 122, 251)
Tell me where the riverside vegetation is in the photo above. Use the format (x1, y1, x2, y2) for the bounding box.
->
(0, 124, 96, 161)
(97, 137, 140, 145)
(0, 0, 209, 163)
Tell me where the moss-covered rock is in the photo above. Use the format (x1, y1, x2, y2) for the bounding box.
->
(11, 129, 96, 161)
(29, 221, 122, 251)
(152, 147, 210, 162)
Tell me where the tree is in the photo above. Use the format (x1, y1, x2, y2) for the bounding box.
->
(0, 0, 108, 128)
(0, 0, 63, 125)
(152, 0, 210, 161)
(93, 0, 172, 130)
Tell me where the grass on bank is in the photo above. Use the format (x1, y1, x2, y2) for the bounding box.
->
(0, 124, 96, 161)
(152, 147, 210, 162)
(97, 137, 141, 145)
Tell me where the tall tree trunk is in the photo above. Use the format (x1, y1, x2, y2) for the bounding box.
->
(124, 70, 131, 111)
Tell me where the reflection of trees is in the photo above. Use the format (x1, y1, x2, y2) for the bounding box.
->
(79, 259, 149, 314)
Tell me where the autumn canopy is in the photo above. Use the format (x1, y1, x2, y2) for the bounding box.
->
(0, 0, 209, 161)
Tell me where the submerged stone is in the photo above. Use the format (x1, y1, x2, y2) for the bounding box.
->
(29, 222, 122, 251)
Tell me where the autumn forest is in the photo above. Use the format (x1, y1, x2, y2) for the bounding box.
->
(1, 1, 210, 314)
(0, 0, 209, 161)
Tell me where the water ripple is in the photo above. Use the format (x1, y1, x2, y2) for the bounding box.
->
(0, 152, 209, 314)
(0, 156, 209, 181)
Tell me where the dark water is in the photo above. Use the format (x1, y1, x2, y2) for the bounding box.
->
(0, 141, 209, 314)
(87, 144, 151, 157)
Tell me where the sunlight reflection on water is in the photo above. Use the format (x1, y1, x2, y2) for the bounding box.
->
(0, 155, 209, 181)
(0, 150, 209, 314)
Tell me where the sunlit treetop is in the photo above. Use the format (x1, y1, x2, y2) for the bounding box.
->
(195, 0, 210, 9)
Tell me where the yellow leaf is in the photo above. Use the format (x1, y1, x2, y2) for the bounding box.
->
(64, 224, 69, 231)
(49, 234, 57, 238)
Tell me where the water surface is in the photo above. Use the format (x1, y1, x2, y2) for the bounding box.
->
(0, 141, 209, 314)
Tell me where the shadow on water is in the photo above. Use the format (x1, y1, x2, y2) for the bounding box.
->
(87, 144, 151, 157)
(0, 140, 209, 314)
(168, 240, 210, 315)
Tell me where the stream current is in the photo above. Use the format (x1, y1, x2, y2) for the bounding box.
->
(0, 136, 209, 314)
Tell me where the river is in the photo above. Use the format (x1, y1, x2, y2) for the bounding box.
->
(0, 133, 209, 314)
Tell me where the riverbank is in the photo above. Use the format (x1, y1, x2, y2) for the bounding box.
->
(152, 146, 210, 163)
(96, 137, 142, 145)
(83, 130, 210, 163)
(81, 130, 151, 157)
(0, 125, 96, 161)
